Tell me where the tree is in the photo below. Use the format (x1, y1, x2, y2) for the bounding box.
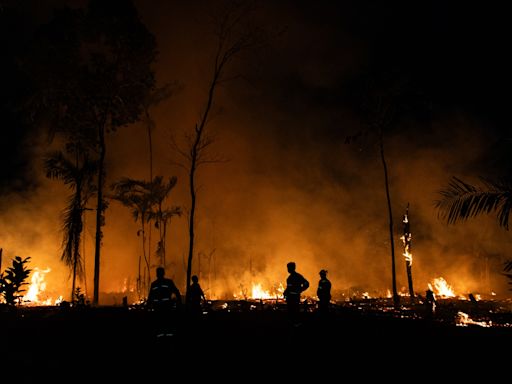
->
(111, 178, 154, 298)
(111, 176, 181, 298)
(436, 176, 512, 288)
(29, 0, 157, 305)
(44, 146, 97, 302)
(146, 176, 182, 269)
(346, 84, 400, 307)
(346, 71, 428, 307)
(171, 1, 262, 300)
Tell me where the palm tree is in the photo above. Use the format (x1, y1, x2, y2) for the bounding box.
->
(436, 176, 512, 288)
(146, 176, 181, 268)
(45, 148, 97, 302)
(111, 176, 181, 298)
(110, 178, 153, 299)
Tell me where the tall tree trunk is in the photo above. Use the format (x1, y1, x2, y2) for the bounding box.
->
(146, 110, 153, 285)
(186, 68, 219, 299)
(186, 154, 197, 300)
(93, 124, 106, 306)
(71, 152, 82, 302)
(380, 129, 399, 307)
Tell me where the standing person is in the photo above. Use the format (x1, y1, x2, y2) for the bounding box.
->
(186, 274, 206, 317)
(317, 269, 331, 314)
(283, 261, 309, 322)
(424, 288, 436, 319)
(147, 266, 182, 337)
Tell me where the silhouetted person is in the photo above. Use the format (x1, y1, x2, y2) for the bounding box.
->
(186, 275, 206, 317)
(283, 262, 309, 322)
(317, 269, 331, 314)
(147, 266, 182, 337)
(424, 288, 436, 319)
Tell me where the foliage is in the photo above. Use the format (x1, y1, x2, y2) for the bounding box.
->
(0, 256, 32, 305)
(436, 176, 512, 230)
(436, 176, 512, 289)
(73, 287, 89, 307)
(27, 0, 158, 305)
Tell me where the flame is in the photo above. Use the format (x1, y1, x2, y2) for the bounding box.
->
(234, 282, 284, 300)
(455, 311, 491, 327)
(429, 277, 455, 298)
(23, 267, 62, 306)
(400, 234, 412, 264)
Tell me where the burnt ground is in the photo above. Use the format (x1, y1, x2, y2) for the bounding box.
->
(2, 301, 511, 381)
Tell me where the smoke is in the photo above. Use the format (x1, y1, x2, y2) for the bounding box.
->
(2, 1, 511, 303)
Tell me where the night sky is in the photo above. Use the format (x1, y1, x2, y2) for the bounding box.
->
(1, 1, 511, 301)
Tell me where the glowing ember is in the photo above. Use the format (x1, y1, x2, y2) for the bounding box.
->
(429, 277, 456, 298)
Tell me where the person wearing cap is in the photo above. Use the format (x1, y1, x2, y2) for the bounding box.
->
(317, 269, 331, 314)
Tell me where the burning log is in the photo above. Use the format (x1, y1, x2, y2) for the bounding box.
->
(400, 204, 415, 302)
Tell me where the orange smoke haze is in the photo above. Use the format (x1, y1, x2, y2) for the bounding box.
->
(1, 1, 511, 303)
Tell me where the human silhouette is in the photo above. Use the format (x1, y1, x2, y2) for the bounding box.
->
(186, 275, 206, 317)
(317, 269, 331, 314)
(147, 266, 182, 337)
(283, 262, 309, 321)
(424, 288, 436, 319)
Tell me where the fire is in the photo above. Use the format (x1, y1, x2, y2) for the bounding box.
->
(400, 214, 412, 265)
(455, 311, 491, 327)
(429, 277, 455, 298)
(234, 282, 284, 300)
(23, 267, 62, 306)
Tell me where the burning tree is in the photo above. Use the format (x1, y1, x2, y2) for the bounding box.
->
(400, 204, 414, 301)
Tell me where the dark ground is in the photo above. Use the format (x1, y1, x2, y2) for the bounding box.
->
(2, 301, 511, 381)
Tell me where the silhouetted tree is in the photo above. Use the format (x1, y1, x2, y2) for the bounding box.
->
(346, 72, 428, 308)
(146, 176, 182, 268)
(45, 145, 97, 302)
(28, 0, 157, 305)
(111, 176, 180, 297)
(111, 178, 154, 298)
(172, 1, 263, 299)
(0, 256, 32, 306)
(142, 85, 179, 269)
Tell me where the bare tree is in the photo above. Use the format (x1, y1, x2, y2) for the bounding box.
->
(172, 1, 263, 299)
(346, 72, 427, 308)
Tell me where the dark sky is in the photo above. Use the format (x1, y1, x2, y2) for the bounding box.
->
(1, 1, 512, 300)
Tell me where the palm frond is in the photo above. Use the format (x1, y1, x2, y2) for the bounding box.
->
(435, 176, 512, 230)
